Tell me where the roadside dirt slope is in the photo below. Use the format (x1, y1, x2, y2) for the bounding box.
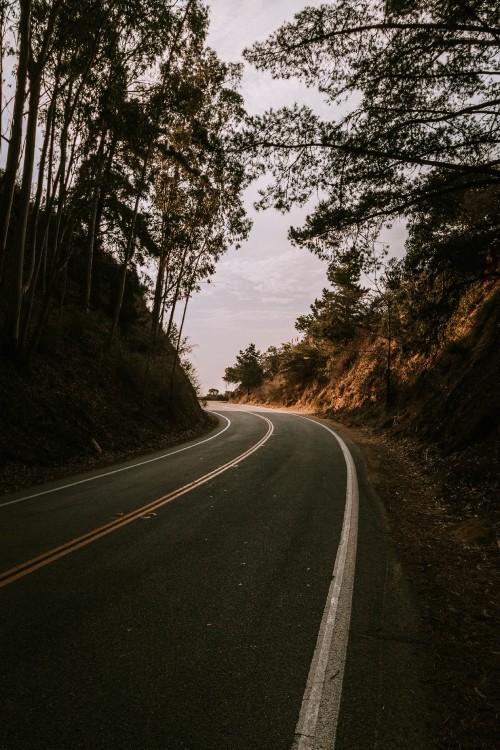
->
(329, 418, 498, 750)
(0, 305, 211, 495)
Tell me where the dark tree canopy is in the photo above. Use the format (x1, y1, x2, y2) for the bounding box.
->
(223, 343, 264, 394)
(0, 0, 250, 364)
(242, 0, 499, 270)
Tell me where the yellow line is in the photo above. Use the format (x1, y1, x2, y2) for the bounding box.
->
(0, 414, 274, 589)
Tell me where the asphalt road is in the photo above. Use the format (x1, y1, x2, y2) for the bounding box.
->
(0, 404, 432, 749)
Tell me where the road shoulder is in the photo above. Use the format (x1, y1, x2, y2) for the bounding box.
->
(310, 416, 434, 749)
(324, 418, 498, 750)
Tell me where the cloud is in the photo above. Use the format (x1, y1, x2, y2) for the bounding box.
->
(213, 249, 325, 298)
(207, 0, 319, 60)
(181, 2, 408, 393)
(207, 0, 331, 118)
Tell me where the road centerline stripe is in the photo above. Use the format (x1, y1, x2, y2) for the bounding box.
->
(0, 413, 274, 589)
(0, 411, 232, 509)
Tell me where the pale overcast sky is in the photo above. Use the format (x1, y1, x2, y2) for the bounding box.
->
(183, 0, 330, 394)
(185, 1, 407, 394)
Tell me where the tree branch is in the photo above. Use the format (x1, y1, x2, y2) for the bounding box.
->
(253, 138, 500, 177)
(296, 178, 500, 237)
(278, 21, 500, 52)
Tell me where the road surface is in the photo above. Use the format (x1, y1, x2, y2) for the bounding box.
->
(0, 404, 432, 749)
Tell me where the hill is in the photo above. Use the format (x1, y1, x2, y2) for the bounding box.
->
(0, 247, 211, 495)
(232, 277, 499, 508)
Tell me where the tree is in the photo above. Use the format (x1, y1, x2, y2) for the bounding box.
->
(381, 176, 500, 352)
(261, 345, 283, 378)
(224, 343, 264, 395)
(1, 0, 203, 354)
(0, 0, 32, 269)
(0, 0, 250, 372)
(242, 0, 499, 271)
(139, 43, 250, 403)
(296, 259, 369, 346)
(276, 339, 328, 384)
(150, 45, 250, 344)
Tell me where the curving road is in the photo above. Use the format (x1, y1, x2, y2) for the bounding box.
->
(0, 404, 432, 749)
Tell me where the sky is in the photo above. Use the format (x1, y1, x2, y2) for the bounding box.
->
(181, 0, 334, 394)
(182, 0, 406, 394)
(1, 0, 405, 395)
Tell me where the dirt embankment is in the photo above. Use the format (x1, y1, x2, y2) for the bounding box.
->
(0, 306, 212, 496)
(241, 280, 499, 456)
(341, 421, 498, 750)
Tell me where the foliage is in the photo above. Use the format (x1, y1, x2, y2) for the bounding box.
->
(275, 340, 328, 384)
(296, 260, 370, 345)
(0, 0, 250, 376)
(242, 0, 499, 272)
(226, 338, 329, 392)
(167, 323, 201, 395)
(383, 178, 500, 351)
(223, 343, 264, 394)
(227, 0, 499, 410)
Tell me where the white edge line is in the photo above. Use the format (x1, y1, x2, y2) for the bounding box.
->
(292, 416, 359, 750)
(0, 411, 231, 509)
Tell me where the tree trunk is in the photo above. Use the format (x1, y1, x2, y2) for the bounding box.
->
(7, 70, 42, 351)
(26, 96, 79, 359)
(0, 0, 31, 276)
(165, 245, 189, 341)
(18, 79, 60, 350)
(23, 80, 58, 297)
(141, 220, 169, 406)
(0, 3, 6, 149)
(107, 143, 152, 348)
(386, 297, 392, 407)
(84, 129, 108, 312)
(151, 218, 168, 340)
(168, 243, 207, 405)
(169, 278, 193, 407)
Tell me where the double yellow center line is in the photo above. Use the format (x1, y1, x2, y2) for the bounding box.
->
(0, 414, 274, 589)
